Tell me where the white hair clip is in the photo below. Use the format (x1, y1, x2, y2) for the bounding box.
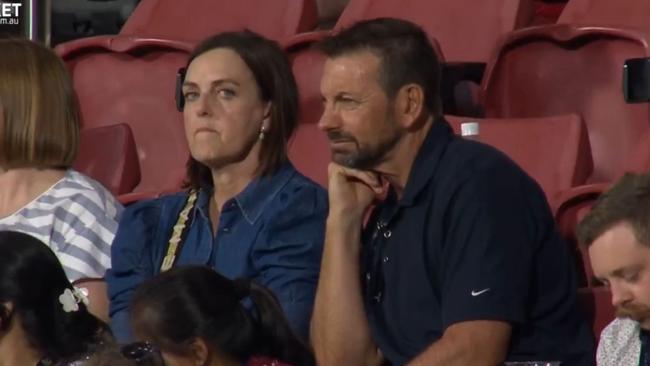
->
(58, 287, 90, 313)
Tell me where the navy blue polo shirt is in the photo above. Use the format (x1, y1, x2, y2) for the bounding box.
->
(361, 119, 594, 366)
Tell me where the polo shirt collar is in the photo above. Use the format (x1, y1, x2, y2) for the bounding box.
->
(398, 117, 454, 207)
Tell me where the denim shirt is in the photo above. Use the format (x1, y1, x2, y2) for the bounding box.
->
(106, 162, 328, 342)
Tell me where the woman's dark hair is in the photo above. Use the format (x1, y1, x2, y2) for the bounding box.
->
(0, 231, 107, 362)
(131, 266, 315, 366)
(184, 30, 299, 189)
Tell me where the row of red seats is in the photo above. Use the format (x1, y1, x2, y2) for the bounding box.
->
(65, 0, 648, 341)
(66, 0, 650, 278)
(61, 0, 536, 197)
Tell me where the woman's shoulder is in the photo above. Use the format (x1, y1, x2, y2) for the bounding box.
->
(255, 165, 328, 237)
(277, 164, 328, 207)
(285, 164, 326, 192)
(266, 177, 327, 226)
(111, 191, 196, 266)
(62, 170, 122, 210)
(42, 170, 122, 222)
(120, 190, 194, 222)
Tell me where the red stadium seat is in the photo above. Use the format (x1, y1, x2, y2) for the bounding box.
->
(333, 0, 534, 63)
(556, 127, 650, 282)
(481, 26, 650, 255)
(532, 1, 567, 25)
(289, 0, 531, 114)
(74, 123, 141, 196)
(56, 36, 191, 196)
(559, 0, 650, 29)
(285, 0, 532, 116)
(290, 46, 328, 128)
(288, 123, 330, 188)
(626, 126, 650, 174)
(446, 114, 593, 212)
(120, 0, 319, 43)
(577, 286, 616, 343)
(482, 25, 650, 184)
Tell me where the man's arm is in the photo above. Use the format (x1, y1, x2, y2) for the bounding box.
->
(407, 320, 511, 366)
(310, 163, 385, 366)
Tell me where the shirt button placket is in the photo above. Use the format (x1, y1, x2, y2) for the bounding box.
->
(375, 221, 390, 304)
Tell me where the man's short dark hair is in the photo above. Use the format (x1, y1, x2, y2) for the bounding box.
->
(318, 17, 442, 117)
(577, 173, 650, 248)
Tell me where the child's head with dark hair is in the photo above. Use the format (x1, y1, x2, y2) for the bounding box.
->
(85, 342, 164, 366)
(131, 266, 315, 366)
(0, 231, 108, 364)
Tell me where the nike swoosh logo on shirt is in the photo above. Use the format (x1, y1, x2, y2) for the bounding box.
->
(471, 288, 490, 296)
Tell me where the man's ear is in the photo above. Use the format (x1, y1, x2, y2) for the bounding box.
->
(188, 337, 211, 366)
(0, 302, 13, 331)
(394, 83, 425, 129)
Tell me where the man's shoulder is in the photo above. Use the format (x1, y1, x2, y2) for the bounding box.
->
(597, 318, 641, 365)
(442, 138, 527, 182)
(600, 317, 639, 345)
(436, 138, 547, 211)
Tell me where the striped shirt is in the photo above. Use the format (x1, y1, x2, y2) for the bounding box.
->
(0, 170, 123, 281)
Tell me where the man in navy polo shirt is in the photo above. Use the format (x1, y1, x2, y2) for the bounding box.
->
(310, 18, 594, 366)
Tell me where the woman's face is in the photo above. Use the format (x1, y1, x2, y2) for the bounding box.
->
(181, 48, 270, 171)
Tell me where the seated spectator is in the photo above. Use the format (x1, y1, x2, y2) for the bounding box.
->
(0, 38, 122, 320)
(128, 265, 315, 366)
(0, 231, 109, 366)
(311, 18, 594, 365)
(106, 30, 327, 342)
(577, 173, 650, 366)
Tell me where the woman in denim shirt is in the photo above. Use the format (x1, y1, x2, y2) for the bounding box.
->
(106, 31, 328, 343)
